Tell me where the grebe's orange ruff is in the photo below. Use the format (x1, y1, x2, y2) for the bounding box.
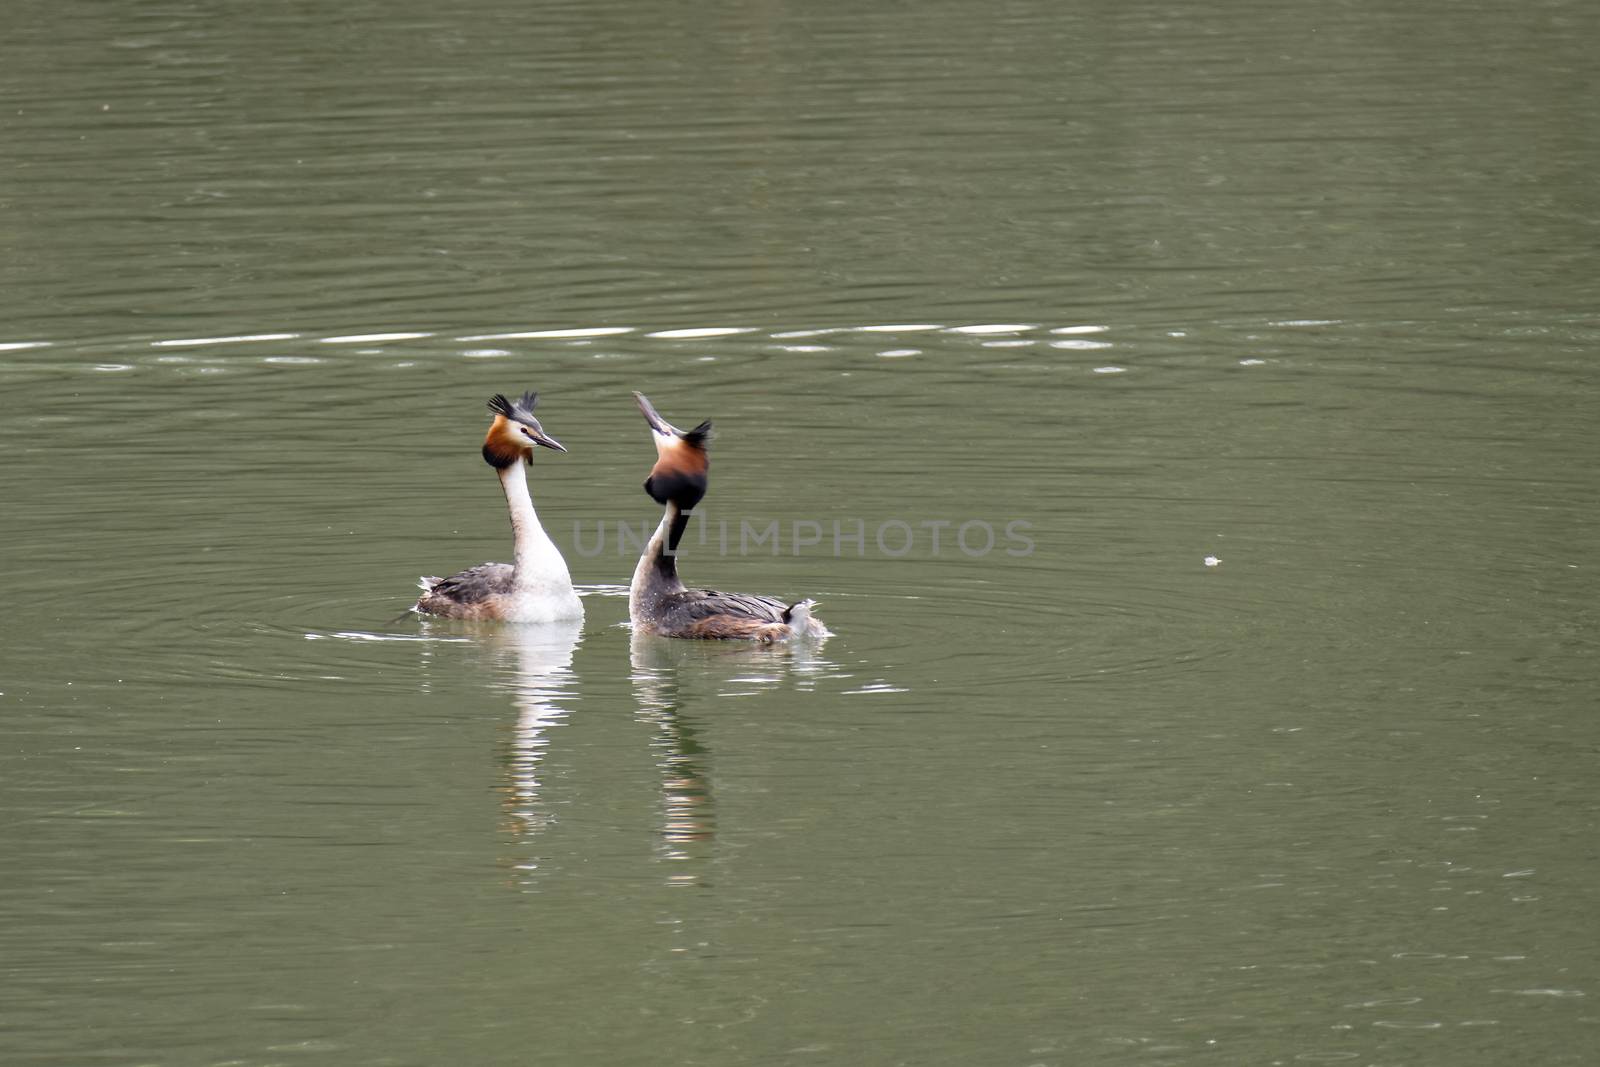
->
(628, 391, 827, 643)
(413, 391, 583, 623)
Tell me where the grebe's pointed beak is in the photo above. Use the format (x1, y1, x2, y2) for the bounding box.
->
(633, 391, 679, 436)
(529, 429, 567, 453)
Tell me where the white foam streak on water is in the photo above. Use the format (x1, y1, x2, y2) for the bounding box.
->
(306, 630, 472, 644)
(320, 332, 435, 344)
(645, 327, 757, 339)
(457, 327, 635, 340)
(575, 584, 630, 598)
(1050, 339, 1113, 349)
(949, 323, 1036, 334)
(854, 324, 944, 333)
(152, 333, 299, 347)
(0, 341, 52, 351)
(1050, 325, 1109, 334)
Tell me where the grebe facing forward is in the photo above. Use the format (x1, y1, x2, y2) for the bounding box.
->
(629, 392, 827, 643)
(413, 391, 584, 623)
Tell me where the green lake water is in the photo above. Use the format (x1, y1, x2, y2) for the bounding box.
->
(2, 1, 1597, 1064)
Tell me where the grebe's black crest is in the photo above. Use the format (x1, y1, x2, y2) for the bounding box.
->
(680, 420, 713, 448)
(488, 391, 540, 426)
(633, 391, 712, 449)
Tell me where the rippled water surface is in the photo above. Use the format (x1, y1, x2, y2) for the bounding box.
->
(3, 1, 1598, 1064)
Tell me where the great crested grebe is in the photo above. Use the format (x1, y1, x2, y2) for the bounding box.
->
(629, 391, 827, 643)
(413, 391, 584, 623)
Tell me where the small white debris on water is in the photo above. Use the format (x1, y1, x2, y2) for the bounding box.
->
(1204, 556, 1222, 567)
(1092, 365, 1127, 374)
(1051, 339, 1112, 350)
(1239, 358, 1267, 366)
(878, 349, 920, 358)
(1050, 325, 1108, 334)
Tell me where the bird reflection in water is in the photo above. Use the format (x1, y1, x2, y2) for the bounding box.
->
(484, 619, 584, 838)
(629, 628, 838, 887)
(430, 610, 840, 890)
(630, 629, 715, 880)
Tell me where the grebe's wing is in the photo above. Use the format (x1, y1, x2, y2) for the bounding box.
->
(668, 588, 791, 623)
(420, 562, 514, 605)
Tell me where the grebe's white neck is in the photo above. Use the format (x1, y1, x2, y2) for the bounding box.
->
(630, 501, 688, 617)
(500, 457, 583, 618)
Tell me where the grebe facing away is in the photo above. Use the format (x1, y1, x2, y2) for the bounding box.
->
(413, 391, 584, 623)
(629, 392, 828, 643)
